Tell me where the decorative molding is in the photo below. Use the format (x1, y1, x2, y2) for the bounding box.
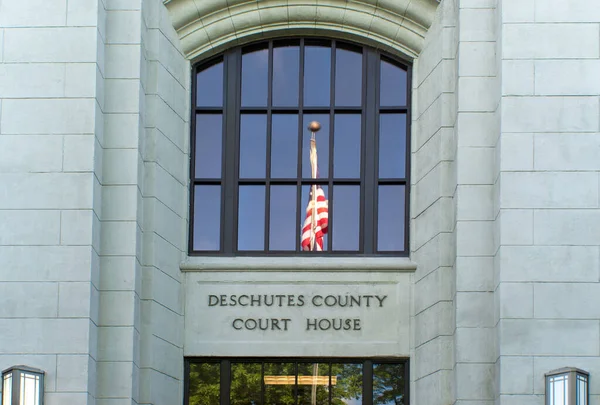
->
(163, 0, 439, 61)
(180, 257, 418, 271)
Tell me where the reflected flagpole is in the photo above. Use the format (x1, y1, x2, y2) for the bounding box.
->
(308, 121, 321, 251)
(311, 363, 319, 405)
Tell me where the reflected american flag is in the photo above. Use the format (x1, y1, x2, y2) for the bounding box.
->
(301, 186, 328, 251)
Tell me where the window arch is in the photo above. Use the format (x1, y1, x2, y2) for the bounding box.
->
(190, 38, 410, 256)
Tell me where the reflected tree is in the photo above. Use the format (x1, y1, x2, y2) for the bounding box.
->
(373, 364, 405, 405)
(188, 361, 404, 405)
(189, 363, 220, 405)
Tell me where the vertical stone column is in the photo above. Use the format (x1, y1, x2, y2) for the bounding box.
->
(97, 0, 144, 403)
(0, 0, 105, 403)
(496, 0, 600, 402)
(138, 0, 188, 403)
(411, 1, 458, 403)
(454, 0, 499, 403)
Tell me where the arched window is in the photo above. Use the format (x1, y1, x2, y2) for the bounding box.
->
(190, 38, 410, 256)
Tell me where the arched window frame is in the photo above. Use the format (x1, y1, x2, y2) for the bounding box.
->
(189, 38, 411, 256)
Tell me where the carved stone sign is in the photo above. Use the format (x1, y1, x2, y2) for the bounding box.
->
(207, 293, 389, 332)
(184, 275, 411, 357)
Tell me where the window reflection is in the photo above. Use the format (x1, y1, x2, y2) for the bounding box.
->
(334, 114, 361, 179)
(297, 363, 330, 405)
(270, 186, 297, 251)
(196, 61, 223, 107)
(242, 48, 269, 107)
(188, 363, 220, 405)
(380, 59, 407, 107)
(195, 114, 222, 179)
(373, 363, 406, 405)
(191, 39, 410, 255)
(304, 44, 331, 106)
(331, 363, 362, 405)
(302, 185, 329, 251)
(332, 186, 360, 251)
(335, 46, 362, 106)
(303, 115, 329, 178)
(378, 185, 405, 252)
(379, 114, 406, 179)
(238, 186, 265, 251)
(264, 363, 296, 405)
(231, 363, 262, 405)
(193, 185, 221, 251)
(240, 114, 267, 178)
(188, 360, 407, 405)
(271, 114, 298, 178)
(273, 44, 300, 106)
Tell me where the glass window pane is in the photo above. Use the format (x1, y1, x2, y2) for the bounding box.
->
(297, 363, 330, 405)
(238, 186, 265, 251)
(379, 114, 407, 179)
(195, 114, 222, 178)
(332, 186, 359, 251)
(378, 185, 405, 251)
(3, 373, 12, 405)
(334, 114, 361, 178)
(242, 48, 269, 107)
(304, 45, 331, 107)
(331, 363, 362, 404)
(196, 62, 223, 107)
(193, 186, 221, 251)
(188, 363, 220, 405)
(270, 186, 297, 251)
(335, 46, 362, 106)
(264, 363, 296, 405)
(273, 44, 299, 107)
(380, 59, 407, 107)
(301, 185, 329, 251)
(303, 115, 329, 178)
(231, 363, 262, 405)
(240, 114, 267, 178)
(373, 363, 406, 405)
(271, 114, 298, 178)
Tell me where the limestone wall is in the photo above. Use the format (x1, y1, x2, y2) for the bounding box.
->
(0, 0, 105, 403)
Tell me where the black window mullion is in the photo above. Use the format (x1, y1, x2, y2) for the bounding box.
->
(221, 360, 231, 405)
(265, 117, 272, 251)
(261, 362, 265, 405)
(363, 360, 374, 405)
(225, 49, 242, 255)
(404, 68, 413, 254)
(328, 42, 335, 253)
(296, 39, 305, 253)
(189, 66, 198, 253)
(363, 49, 378, 254)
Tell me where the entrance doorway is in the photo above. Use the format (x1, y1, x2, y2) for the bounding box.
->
(185, 358, 409, 405)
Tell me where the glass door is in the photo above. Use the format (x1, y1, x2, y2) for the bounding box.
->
(186, 358, 409, 405)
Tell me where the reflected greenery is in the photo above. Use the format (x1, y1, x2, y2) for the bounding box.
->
(331, 363, 362, 405)
(373, 363, 405, 405)
(188, 361, 406, 405)
(189, 363, 220, 405)
(297, 363, 329, 405)
(231, 363, 262, 405)
(264, 363, 296, 405)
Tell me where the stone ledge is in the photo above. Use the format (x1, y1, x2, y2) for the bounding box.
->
(180, 256, 418, 271)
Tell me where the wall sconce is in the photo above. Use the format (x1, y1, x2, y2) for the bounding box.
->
(2, 365, 44, 405)
(545, 367, 589, 405)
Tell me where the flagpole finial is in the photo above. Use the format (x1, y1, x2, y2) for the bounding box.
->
(308, 121, 321, 133)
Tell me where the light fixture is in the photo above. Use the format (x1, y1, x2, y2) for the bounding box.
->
(264, 376, 337, 385)
(2, 366, 44, 405)
(545, 367, 588, 405)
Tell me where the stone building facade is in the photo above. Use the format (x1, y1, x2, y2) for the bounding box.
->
(0, 0, 599, 404)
